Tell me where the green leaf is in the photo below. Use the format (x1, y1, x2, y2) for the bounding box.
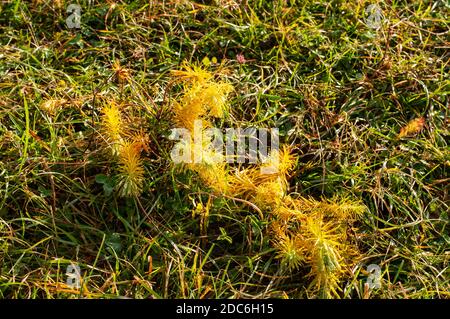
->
(95, 174, 114, 196)
(106, 233, 122, 254)
(95, 174, 108, 184)
(218, 227, 232, 244)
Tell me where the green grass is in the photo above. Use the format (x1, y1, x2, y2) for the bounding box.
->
(0, 0, 448, 298)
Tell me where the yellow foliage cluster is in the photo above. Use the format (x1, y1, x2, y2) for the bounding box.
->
(101, 102, 124, 154)
(272, 196, 364, 298)
(171, 62, 233, 131)
(100, 102, 146, 198)
(116, 140, 145, 198)
(170, 62, 367, 298)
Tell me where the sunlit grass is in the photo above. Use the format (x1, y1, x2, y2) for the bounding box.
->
(0, 0, 448, 299)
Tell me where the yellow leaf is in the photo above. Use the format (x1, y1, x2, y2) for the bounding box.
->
(398, 117, 425, 138)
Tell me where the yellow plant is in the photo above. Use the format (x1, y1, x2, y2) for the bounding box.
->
(170, 62, 233, 194)
(200, 82, 234, 118)
(169, 62, 366, 298)
(288, 196, 365, 221)
(271, 198, 363, 298)
(101, 103, 124, 154)
(224, 146, 295, 208)
(273, 199, 306, 221)
(171, 63, 233, 131)
(116, 140, 145, 197)
(274, 230, 305, 270)
(260, 145, 297, 177)
(252, 179, 286, 209)
(302, 215, 348, 298)
(173, 99, 205, 132)
(189, 162, 229, 194)
(171, 62, 213, 84)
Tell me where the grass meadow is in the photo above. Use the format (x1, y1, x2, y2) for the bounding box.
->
(0, 0, 448, 299)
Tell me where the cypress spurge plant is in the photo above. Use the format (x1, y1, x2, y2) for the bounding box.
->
(169, 62, 234, 194)
(171, 62, 233, 131)
(271, 195, 365, 298)
(98, 98, 147, 198)
(116, 139, 145, 198)
(169, 62, 367, 298)
(301, 215, 352, 298)
(272, 222, 305, 271)
(101, 102, 124, 155)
